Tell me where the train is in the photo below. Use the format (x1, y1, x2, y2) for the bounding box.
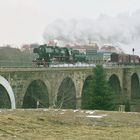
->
(33, 44, 140, 67)
(110, 53, 140, 65)
(33, 44, 86, 67)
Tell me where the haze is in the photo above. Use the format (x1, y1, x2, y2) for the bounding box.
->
(0, 0, 140, 54)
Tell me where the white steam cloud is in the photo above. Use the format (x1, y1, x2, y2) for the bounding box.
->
(43, 9, 140, 55)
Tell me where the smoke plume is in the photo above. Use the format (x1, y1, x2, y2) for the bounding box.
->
(43, 9, 140, 55)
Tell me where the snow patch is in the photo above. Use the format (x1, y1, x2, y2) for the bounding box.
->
(73, 110, 79, 113)
(86, 114, 107, 118)
(60, 112, 65, 115)
(85, 111, 95, 114)
(43, 109, 49, 112)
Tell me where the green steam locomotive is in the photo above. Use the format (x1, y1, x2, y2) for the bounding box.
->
(33, 44, 86, 67)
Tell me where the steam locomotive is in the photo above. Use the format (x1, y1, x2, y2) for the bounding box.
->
(33, 44, 86, 67)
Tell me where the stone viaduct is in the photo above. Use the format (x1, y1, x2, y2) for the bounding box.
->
(0, 66, 140, 112)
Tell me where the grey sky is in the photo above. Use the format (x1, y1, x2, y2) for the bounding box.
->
(0, 0, 140, 49)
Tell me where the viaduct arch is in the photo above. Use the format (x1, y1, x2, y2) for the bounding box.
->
(0, 75, 16, 109)
(0, 67, 140, 111)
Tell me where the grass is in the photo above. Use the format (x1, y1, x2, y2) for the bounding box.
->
(0, 109, 139, 140)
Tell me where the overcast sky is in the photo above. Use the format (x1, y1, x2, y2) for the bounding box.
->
(0, 0, 140, 53)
